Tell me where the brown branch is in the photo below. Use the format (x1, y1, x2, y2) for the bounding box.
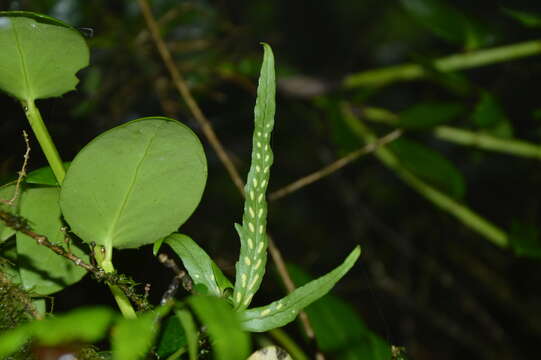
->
(158, 253, 193, 304)
(1, 130, 30, 206)
(137, 0, 245, 195)
(0, 210, 151, 312)
(269, 129, 403, 201)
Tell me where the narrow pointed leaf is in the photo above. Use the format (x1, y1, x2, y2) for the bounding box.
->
(188, 295, 250, 360)
(240, 246, 360, 332)
(176, 309, 198, 360)
(0, 11, 89, 101)
(17, 187, 88, 295)
(233, 43, 276, 310)
(165, 233, 222, 297)
(60, 117, 207, 251)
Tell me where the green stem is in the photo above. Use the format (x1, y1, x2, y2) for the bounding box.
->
(434, 126, 541, 159)
(341, 103, 509, 248)
(359, 105, 541, 160)
(343, 39, 541, 88)
(22, 100, 66, 184)
(96, 248, 137, 319)
(268, 328, 310, 360)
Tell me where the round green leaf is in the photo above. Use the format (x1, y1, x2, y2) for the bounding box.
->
(17, 187, 88, 295)
(60, 117, 207, 250)
(0, 11, 89, 101)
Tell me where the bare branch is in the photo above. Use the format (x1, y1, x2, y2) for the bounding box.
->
(1, 130, 30, 206)
(137, 0, 245, 195)
(269, 129, 402, 201)
(158, 253, 193, 304)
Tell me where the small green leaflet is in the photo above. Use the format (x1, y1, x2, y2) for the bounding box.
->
(233, 43, 276, 310)
(240, 246, 360, 332)
(165, 233, 229, 297)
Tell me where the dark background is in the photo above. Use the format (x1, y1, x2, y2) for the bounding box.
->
(2, 0, 541, 359)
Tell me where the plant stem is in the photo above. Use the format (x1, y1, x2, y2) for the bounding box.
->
(434, 126, 541, 159)
(343, 39, 541, 88)
(268, 328, 310, 360)
(22, 100, 65, 184)
(342, 104, 509, 248)
(96, 249, 137, 319)
(358, 104, 541, 160)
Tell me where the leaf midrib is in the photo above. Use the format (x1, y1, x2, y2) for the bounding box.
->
(104, 122, 164, 249)
(11, 18, 33, 101)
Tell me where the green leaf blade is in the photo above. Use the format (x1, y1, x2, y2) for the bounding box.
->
(60, 117, 207, 251)
(233, 43, 276, 310)
(112, 310, 159, 360)
(0, 11, 89, 101)
(165, 233, 223, 297)
(188, 295, 251, 360)
(176, 309, 198, 360)
(0, 307, 114, 359)
(389, 138, 466, 199)
(17, 187, 88, 295)
(400, 0, 494, 49)
(240, 246, 361, 332)
(397, 101, 464, 129)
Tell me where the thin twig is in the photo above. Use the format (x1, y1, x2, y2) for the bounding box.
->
(0, 210, 151, 312)
(1, 130, 30, 206)
(269, 129, 403, 201)
(137, 0, 245, 195)
(158, 253, 193, 304)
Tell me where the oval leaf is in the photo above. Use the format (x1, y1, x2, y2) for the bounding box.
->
(17, 187, 88, 295)
(0, 11, 89, 101)
(60, 117, 207, 250)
